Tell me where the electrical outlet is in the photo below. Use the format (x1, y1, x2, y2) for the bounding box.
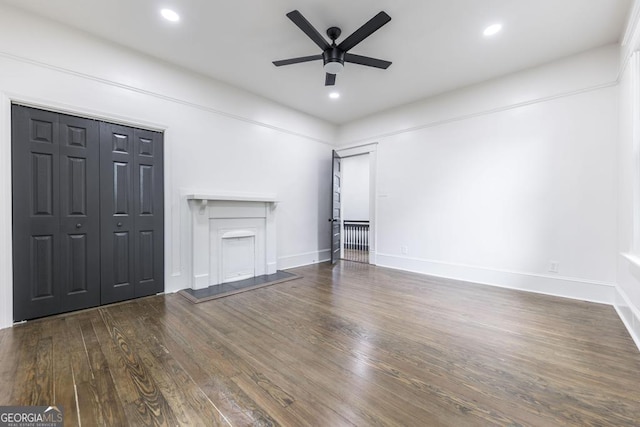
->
(549, 261, 559, 273)
(401, 246, 408, 255)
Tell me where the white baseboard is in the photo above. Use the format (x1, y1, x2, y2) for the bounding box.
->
(266, 261, 277, 274)
(192, 273, 210, 290)
(614, 286, 640, 352)
(278, 249, 331, 270)
(376, 253, 616, 305)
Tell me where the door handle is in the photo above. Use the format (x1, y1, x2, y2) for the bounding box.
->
(117, 222, 123, 227)
(75, 223, 82, 229)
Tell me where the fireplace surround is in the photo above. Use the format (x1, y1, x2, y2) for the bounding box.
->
(187, 193, 278, 290)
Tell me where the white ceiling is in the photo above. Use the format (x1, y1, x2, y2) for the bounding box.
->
(1, 0, 632, 124)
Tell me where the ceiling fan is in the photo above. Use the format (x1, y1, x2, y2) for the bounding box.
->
(273, 10, 392, 86)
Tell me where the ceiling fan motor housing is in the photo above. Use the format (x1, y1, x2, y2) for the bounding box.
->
(323, 47, 345, 68)
(323, 48, 345, 74)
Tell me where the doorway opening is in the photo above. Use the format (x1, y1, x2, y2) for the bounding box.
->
(341, 153, 370, 263)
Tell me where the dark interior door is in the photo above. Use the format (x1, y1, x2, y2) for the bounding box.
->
(59, 114, 101, 312)
(132, 128, 164, 298)
(13, 106, 164, 320)
(100, 123, 164, 304)
(12, 105, 100, 321)
(331, 150, 342, 264)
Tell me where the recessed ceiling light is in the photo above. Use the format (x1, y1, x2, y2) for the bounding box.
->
(161, 8, 180, 22)
(329, 92, 340, 99)
(483, 23, 502, 37)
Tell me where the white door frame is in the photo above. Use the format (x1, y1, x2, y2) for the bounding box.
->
(336, 142, 378, 265)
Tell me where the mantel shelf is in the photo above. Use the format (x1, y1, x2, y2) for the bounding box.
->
(186, 193, 279, 203)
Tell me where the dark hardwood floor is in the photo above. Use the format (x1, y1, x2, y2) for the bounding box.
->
(1, 261, 639, 426)
(342, 249, 369, 264)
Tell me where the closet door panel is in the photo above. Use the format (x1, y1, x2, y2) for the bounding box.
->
(59, 114, 100, 312)
(12, 106, 61, 320)
(133, 129, 164, 298)
(100, 123, 135, 304)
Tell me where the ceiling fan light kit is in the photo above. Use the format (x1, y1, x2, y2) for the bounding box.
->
(323, 45, 345, 74)
(273, 10, 392, 86)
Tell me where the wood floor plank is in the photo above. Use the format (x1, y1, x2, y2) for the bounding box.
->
(221, 287, 529, 425)
(224, 284, 549, 426)
(107, 300, 229, 426)
(278, 266, 640, 425)
(169, 293, 358, 426)
(162, 296, 319, 426)
(98, 307, 180, 426)
(215, 333, 364, 426)
(10, 321, 44, 406)
(142, 296, 278, 426)
(212, 295, 445, 426)
(91, 306, 166, 425)
(1, 261, 639, 426)
(0, 325, 26, 405)
(71, 312, 129, 426)
(48, 317, 79, 425)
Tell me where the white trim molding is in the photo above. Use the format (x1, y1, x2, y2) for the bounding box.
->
(614, 285, 640, 352)
(336, 142, 378, 158)
(278, 250, 331, 270)
(0, 51, 335, 146)
(622, 0, 640, 67)
(376, 253, 616, 305)
(0, 92, 13, 329)
(617, 253, 640, 352)
(341, 82, 617, 147)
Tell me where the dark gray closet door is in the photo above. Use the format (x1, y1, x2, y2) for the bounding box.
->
(59, 114, 100, 312)
(100, 123, 163, 304)
(12, 105, 100, 321)
(132, 128, 164, 298)
(100, 123, 135, 303)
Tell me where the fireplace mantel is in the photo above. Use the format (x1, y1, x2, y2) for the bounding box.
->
(186, 193, 278, 202)
(187, 193, 278, 290)
(187, 192, 277, 205)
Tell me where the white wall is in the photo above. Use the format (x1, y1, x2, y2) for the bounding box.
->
(342, 155, 370, 221)
(338, 45, 620, 304)
(615, 0, 640, 349)
(0, 4, 336, 329)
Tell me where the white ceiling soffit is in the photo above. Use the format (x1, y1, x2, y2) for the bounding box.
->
(1, 0, 632, 124)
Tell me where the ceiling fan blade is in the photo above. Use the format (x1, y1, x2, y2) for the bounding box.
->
(325, 73, 336, 86)
(344, 53, 392, 69)
(273, 55, 323, 66)
(337, 11, 391, 52)
(286, 10, 331, 51)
